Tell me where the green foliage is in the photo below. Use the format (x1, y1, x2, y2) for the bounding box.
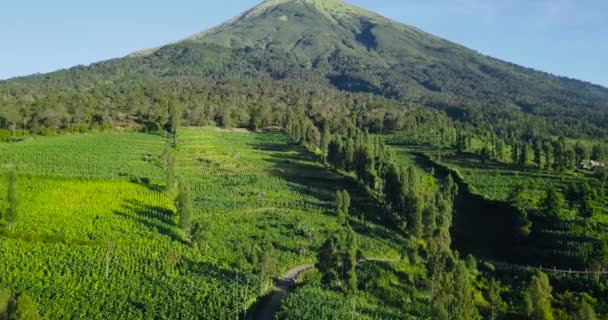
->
(524, 271, 554, 320)
(487, 279, 504, 320)
(541, 188, 566, 217)
(6, 171, 18, 230)
(12, 295, 41, 320)
(163, 144, 176, 191)
(315, 225, 359, 292)
(0, 289, 13, 320)
(176, 179, 193, 236)
(256, 241, 278, 296)
(0, 290, 40, 320)
(576, 302, 597, 320)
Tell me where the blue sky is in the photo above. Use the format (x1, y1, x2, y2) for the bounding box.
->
(1, 0, 607, 87)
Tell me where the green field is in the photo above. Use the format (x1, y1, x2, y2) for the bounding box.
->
(0, 132, 165, 180)
(0, 128, 408, 319)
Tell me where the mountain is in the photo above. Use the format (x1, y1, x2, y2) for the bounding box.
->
(1, 0, 608, 137)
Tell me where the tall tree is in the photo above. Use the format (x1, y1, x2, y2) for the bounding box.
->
(487, 279, 504, 320)
(542, 141, 553, 170)
(7, 171, 18, 231)
(163, 144, 176, 192)
(0, 289, 13, 320)
(541, 188, 565, 217)
(533, 140, 543, 169)
(177, 179, 193, 236)
(590, 144, 604, 161)
(316, 237, 340, 287)
(452, 261, 480, 320)
(343, 226, 358, 292)
(524, 271, 554, 320)
(345, 138, 355, 171)
(12, 295, 41, 320)
(320, 125, 332, 162)
(257, 241, 278, 296)
(576, 302, 597, 320)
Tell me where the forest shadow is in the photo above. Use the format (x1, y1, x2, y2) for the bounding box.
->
(251, 134, 402, 241)
(129, 177, 164, 192)
(113, 199, 185, 244)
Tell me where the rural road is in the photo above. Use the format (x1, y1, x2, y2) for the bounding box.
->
(253, 263, 315, 320)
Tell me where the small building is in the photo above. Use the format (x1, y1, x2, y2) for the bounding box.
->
(579, 160, 605, 172)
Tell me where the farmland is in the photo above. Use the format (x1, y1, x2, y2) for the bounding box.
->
(0, 128, 407, 319)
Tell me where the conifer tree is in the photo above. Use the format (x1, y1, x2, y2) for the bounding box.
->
(257, 241, 278, 296)
(12, 294, 40, 320)
(524, 271, 554, 320)
(177, 179, 193, 236)
(163, 145, 176, 192)
(7, 171, 18, 231)
(343, 226, 358, 292)
(576, 302, 597, 320)
(316, 237, 339, 287)
(488, 279, 504, 320)
(320, 125, 332, 162)
(541, 188, 565, 217)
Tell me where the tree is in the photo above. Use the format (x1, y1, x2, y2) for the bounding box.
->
(508, 183, 527, 208)
(316, 237, 340, 287)
(533, 140, 542, 168)
(519, 142, 529, 166)
(511, 143, 519, 165)
(320, 125, 331, 162)
(590, 144, 603, 161)
(541, 188, 565, 217)
(189, 222, 208, 249)
(576, 302, 597, 320)
(220, 109, 232, 128)
(452, 261, 480, 320)
(542, 141, 553, 170)
(524, 271, 554, 320)
(7, 171, 18, 231)
(487, 279, 504, 320)
(327, 137, 344, 169)
(176, 179, 193, 236)
(305, 123, 321, 148)
(574, 142, 588, 165)
(168, 103, 181, 134)
(579, 183, 599, 219)
(345, 138, 355, 171)
(163, 145, 176, 192)
(335, 189, 351, 224)
(342, 226, 358, 292)
(405, 194, 423, 237)
(0, 289, 14, 320)
(0, 291, 40, 320)
(580, 197, 598, 219)
(257, 241, 278, 296)
(340, 190, 351, 218)
(12, 295, 41, 320)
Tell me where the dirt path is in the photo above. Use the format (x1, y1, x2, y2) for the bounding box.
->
(252, 264, 314, 320)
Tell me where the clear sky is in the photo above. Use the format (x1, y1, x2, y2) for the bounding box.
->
(1, 0, 607, 87)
